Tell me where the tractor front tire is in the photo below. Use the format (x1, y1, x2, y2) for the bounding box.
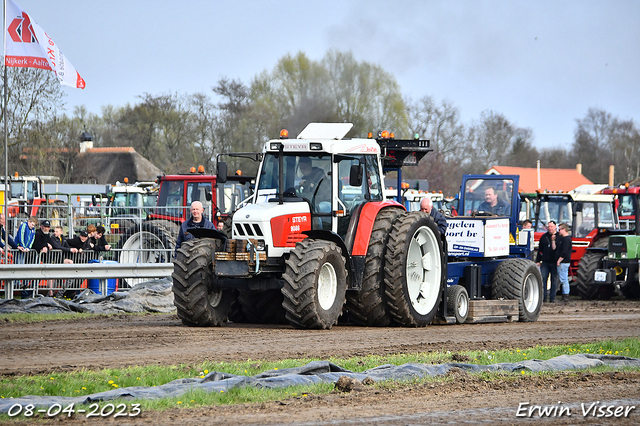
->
(172, 238, 235, 326)
(384, 212, 445, 327)
(345, 208, 402, 326)
(282, 239, 347, 329)
(492, 258, 543, 322)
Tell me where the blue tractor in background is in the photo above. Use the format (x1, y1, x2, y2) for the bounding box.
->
(440, 174, 543, 324)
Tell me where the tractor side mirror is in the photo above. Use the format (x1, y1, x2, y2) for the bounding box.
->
(349, 164, 363, 187)
(217, 162, 228, 184)
(575, 202, 583, 213)
(91, 195, 97, 206)
(205, 189, 212, 202)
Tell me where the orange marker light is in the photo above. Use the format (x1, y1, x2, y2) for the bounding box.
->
(124, 177, 129, 184)
(280, 129, 289, 139)
(190, 167, 196, 173)
(198, 165, 205, 173)
(380, 130, 390, 139)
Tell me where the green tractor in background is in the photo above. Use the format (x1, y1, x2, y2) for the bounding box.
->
(590, 183, 640, 299)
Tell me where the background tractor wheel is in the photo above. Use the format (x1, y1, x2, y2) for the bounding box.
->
(172, 238, 236, 326)
(117, 220, 178, 287)
(384, 212, 444, 327)
(575, 252, 614, 300)
(345, 208, 402, 326)
(492, 258, 543, 322)
(446, 285, 469, 324)
(282, 239, 347, 329)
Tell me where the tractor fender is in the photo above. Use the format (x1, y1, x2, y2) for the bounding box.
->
(189, 227, 228, 242)
(351, 201, 405, 257)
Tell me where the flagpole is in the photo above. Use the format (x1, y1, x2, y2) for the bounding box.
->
(3, 0, 9, 269)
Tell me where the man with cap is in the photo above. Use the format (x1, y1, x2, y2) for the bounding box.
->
(33, 220, 54, 254)
(67, 230, 93, 252)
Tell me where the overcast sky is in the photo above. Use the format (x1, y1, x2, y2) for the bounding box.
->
(8, 0, 640, 150)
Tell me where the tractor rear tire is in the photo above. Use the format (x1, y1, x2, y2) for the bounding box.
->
(384, 212, 445, 327)
(282, 239, 347, 329)
(345, 208, 402, 326)
(575, 252, 614, 300)
(172, 238, 236, 326)
(492, 258, 543, 322)
(238, 289, 288, 324)
(447, 285, 469, 324)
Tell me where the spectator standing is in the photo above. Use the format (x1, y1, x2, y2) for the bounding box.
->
(32, 220, 55, 296)
(536, 221, 558, 303)
(0, 213, 18, 253)
(50, 226, 77, 261)
(522, 219, 533, 229)
(15, 216, 37, 298)
(420, 197, 448, 236)
(67, 230, 93, 252)
(92, 225, 111, 252)
(175, 201, 215, 255)
(556, 223, 572, 303)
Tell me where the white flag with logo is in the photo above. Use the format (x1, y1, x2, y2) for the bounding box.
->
(4, 0, 85, 89)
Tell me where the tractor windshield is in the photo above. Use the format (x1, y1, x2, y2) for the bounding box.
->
(462, 178, 513, 217)
(258, 154, 331, 213)
(536, 197, 572, 232)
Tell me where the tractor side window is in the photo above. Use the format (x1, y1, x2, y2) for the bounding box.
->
(619, 195, 635, 217)
(158, 180, 184, 217)
(365, 155, 382, 201)
(11, 182, 24, 198)
(575, 202, 595, 238)
(337, 156, 366, 212)
(463, 178, 513, 216)
(597, 202, 614, 229)
(27, 181, 39, 200)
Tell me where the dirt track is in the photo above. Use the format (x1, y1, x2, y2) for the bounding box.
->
(2, 299, 640, 425)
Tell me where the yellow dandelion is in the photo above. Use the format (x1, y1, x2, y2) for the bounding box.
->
(303, 394, 308, 397)
(220, 390, 224, 393)
(244, 370, 248, 373)
(177, 401, 182, 404)
(82, 387, 86, 390)
(75, 390, 80, 393)
(191, 400, 195, 403)
(112, 384, 118, 388)
(136, 377, 140, 380)
(274, 368, 278, 370)
(204, 370, 209, 374)
(521, 371, 525, 375)
(108, 380, 114, 384)
(50, 377, 55, 380)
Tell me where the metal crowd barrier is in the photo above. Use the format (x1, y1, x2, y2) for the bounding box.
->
(0, 249, 173, 299)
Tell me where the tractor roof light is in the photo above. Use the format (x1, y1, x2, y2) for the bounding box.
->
(198, 165, 205, 174)
(380, 130, 390, 139)
(367, 132, 373, 139)
(236, 170, 242, 176)
(14, 172, 18, 178)
(190, 167, 196, 173)
(401, 182, 410, 189)
(414, 133, 420, 140)
(390, 132, 395, 139)
(280, 129, 289, 139)
(124, 177, 129, 184)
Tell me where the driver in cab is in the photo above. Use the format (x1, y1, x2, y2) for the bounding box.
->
(477, 187, 511, 216)
(298, 157, 327, 199)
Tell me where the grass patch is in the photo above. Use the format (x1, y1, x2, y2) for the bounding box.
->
(1, 337, 638, 418)
(0, 311, 161, 324)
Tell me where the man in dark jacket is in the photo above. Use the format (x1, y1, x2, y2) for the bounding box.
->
(536, 221, 558, 303)
(175, 201, 215, 255)
(92, 225, 111, 252)
(51, 226, 78, 260)
(556, 223, 572, 303)
(32, 220, 53, 255)
(67, 230, 93, 252)
(420, 197, 448, 236)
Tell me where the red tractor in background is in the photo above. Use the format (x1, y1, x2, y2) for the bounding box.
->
(533, 190, 618, 297)
(0, 174, 68, 232)
(117, 166, 253, 286)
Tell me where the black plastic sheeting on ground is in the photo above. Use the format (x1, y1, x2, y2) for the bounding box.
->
(1, 354, 640, 413)
(0, 279, 176, 315)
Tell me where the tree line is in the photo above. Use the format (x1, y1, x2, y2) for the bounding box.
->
(2, 49, 638, 195)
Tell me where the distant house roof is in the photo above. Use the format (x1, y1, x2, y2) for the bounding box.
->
(73, 147, 162, 184)
(485, 166, 593, 193)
